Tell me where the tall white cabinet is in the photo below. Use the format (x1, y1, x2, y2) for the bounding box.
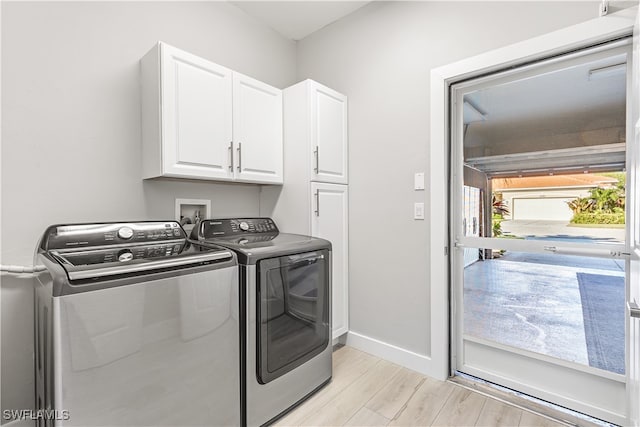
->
(311, 182, 349, 338)
(310, 84, 348, 184)
(261, 79, 349, 339)
(141, 42, 283, 184)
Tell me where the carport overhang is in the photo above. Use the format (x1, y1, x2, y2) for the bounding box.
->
(465, 142, 626, 179)
(462, 142, 626, 234)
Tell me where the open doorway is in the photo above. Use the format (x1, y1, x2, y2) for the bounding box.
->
(451, 40, 630, 424)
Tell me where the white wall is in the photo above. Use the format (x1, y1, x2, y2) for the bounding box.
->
(1, 1, 295, 416)
(296, 1, 601, 358)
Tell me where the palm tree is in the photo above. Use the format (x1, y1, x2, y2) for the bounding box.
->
(566, 197, 595, 214)
(492, 194, 509, 217)
(588, 187, 625, 213)
(492, 193, 509, 238)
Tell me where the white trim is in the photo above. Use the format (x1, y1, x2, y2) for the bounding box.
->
(429, 64, 449, 381)
(428, 6, 637, 382)
(457, 235, 627, 258)
(461, 338, 627, 426)
(463, 366, 626, 426)
(464, 335, 626, 383)
(345, 331, 438, 378)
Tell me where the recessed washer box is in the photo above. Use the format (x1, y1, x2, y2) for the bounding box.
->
(175, 198, 210, 231)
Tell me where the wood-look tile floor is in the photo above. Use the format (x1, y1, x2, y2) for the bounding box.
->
(274, 346, 565, 427)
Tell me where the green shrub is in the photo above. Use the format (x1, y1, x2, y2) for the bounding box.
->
(566, 179, 625, 217)
(492, 219, 502, 236)
(570, 212, 625, 225)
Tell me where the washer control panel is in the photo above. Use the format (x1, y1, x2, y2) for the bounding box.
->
(54, 242, 186, 266)
(199, 218, 279, 239)
(43, 222, 186, 250)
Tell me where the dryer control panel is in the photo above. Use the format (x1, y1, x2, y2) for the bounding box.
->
(199, 218, 279, 238)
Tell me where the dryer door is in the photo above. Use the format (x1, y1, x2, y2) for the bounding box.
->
(256, 250, 330, 384)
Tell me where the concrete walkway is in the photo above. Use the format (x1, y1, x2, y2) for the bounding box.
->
(463, 220, 625, 373)
(464, 256, 624, 368)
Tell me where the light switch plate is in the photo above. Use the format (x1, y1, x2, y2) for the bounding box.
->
(414, 172, 425, 190)
(414, 202, 425, 220)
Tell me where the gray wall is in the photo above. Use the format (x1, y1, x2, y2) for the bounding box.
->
(296, 1, 601, 356)
(1, 1, 295, 415)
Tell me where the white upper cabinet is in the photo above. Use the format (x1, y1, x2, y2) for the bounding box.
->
(310, 82, 348, 184)
(233, 73, 283, 184)
(142, 43, 233, 180)
(141, 42, 283, 184)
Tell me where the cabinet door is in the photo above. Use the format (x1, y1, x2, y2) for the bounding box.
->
(310, 83, 348, 184)
(161, 44, 233, 180)
(310, 182, 349, 339)
(233, 73, 283, 184)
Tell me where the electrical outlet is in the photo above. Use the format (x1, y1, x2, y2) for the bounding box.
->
(414, 202, 425, 220)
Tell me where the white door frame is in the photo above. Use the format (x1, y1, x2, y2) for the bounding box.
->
(448, 39, 631, 424)
(427, 6, 637, 382)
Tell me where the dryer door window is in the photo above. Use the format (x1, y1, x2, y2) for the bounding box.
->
(256, 250, 330, 384)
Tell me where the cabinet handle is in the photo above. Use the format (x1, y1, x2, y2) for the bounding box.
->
(237, 142, 242, 172)
(228, 141, 234, 172)
(314, 191, 320, 216)
(313, 146, 319, 173)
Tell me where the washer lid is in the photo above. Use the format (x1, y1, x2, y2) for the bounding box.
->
(193, 218, 331, 264)
(201, 233, 331, 264)
(50, 241, 233, 281)
(39, 221, 234, 282)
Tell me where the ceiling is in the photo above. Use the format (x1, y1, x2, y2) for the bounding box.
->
(465, 53, 627, 145)
(232, 1, 370, 41)
(463, 50, 628, 176)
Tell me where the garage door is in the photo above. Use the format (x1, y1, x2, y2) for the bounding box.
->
(512, 197, 573, 221)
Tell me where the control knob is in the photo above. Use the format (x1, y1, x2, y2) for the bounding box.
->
(118, 250, 134, 262)
(239, 221, 250, 232)
(118, 226, 134, 240)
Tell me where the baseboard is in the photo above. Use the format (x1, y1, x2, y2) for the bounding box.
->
(345, 331, 438, 378)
